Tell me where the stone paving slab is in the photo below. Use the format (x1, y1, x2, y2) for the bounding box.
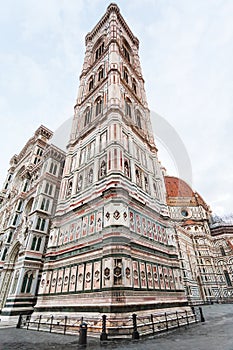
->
(0, 304, 233, 350)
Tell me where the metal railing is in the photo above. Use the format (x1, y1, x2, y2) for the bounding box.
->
(17, 307, 201, 341)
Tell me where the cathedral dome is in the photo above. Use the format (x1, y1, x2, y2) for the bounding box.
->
(164, 176, 209, 210)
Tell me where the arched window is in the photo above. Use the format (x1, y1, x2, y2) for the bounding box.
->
(125, 98, 131, 118)
(36, 218, 46, 231)
(49, 163, 58, 176)
(53, 164, 57, 175)
(45, 182, 53, 195)
(88, 76, 94, 91)
(21, 271, 33, 293)
(95, 97, 103, 116)
(84, 107, 91, 127)
(136, 111, 142, 129)
(123, 45, 130, 62)
(31, 236, 37, 250)
(98, 66, 104, 81)
(95, 42, 104, 61)
(36, 237, 42, 251)
(132, 78, 137, 94)
(26, 273, 33, 293)
(135, 167, 142, 187)
(21, 274, 28, 293)
(123, 68, 129, 83)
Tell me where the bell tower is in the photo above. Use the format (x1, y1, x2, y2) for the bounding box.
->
(35, 4, 187, 317)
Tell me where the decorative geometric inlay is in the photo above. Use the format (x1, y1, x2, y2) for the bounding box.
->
(147, 272, 152, 280)
(70, 275, 76, 284)
(141, 271, 146, 279)
(133, 270, 138, 278)
(114, 266, 121, 277)
(105, 212, 110, 220)
(113, 210, 120, 220)
(125, 267, 131, 278)
(85, 272, 91, 282)
(123, 212, 127, 220)
(94, 270, 100, 281)
(78, 273, 83, 283)
(104, 267, 110, 279)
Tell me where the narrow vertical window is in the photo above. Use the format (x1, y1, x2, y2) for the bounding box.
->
(132, 78, 137, 94)
(125, 98, 131, 118)
(84, 107, 91, 127)
(123, 68, 129, 83)
(98, 66, 104, 81)
(136, 111, 142, 129)
(95, 97, 103, 116)
(88, 76, 94, 91)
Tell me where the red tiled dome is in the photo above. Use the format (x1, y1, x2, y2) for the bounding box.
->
(164, 176, 193, 198)
(164, 176, 209, 210)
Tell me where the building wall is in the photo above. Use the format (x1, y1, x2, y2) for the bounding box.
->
(0, 126, 65, 315)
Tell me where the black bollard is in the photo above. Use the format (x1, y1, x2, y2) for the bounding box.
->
(199, 307, 205, 322)
(132, 313, 139, 340)
(100, 314, 108, 341)
(16, 314, 22, 328)
(79, 322, 87, 347)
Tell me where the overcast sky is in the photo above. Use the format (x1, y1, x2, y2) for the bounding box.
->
(0, 0, 232, 216)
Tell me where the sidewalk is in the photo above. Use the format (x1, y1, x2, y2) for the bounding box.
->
(0, 304, 233, 350)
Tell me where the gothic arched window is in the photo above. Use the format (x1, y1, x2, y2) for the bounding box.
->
(135, 167, 142, 187)
(123, 45, 130, 63)
(31, 236, 37, 250)
(84, 107, 91, 127)
(98, 66, 104, 81)
(95, 41, 104, 61)
(123, 67, 129, 83)
(125, 98, 131, 118)
(132, 78, 137, 94)
(136, 110, 142, 129)
(95, 97, 103, 116)
(88, 76, 94, 91)
(36, 237, 42, 251)
(21, 271, 34, 293)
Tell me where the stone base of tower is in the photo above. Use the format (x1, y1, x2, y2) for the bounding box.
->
(33, 289, 188, 317)
(0, 296, 36, 316)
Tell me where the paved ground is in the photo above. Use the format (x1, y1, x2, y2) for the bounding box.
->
(0, 304, 233, 350)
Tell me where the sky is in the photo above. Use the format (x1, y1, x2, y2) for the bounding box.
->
(0, 0, 232, 216)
